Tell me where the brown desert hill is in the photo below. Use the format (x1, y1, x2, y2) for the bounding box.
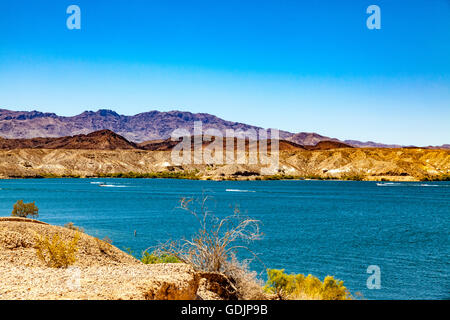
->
(304, 140, 353, 150)
(0, 217, 216, 300)
(138, 138, 183, 151)
(0, 130, 306, 152)
(139, 135, 306, 151)
(0, 129, 138, 150)
(0, 128, 306, 151)
(285, 132, 340, 146)
(277, 140, 307, 151)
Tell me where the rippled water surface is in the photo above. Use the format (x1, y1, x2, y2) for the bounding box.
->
(0, 179, 448, 299)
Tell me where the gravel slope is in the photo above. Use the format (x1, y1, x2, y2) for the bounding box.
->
(0, 218, 201, 300)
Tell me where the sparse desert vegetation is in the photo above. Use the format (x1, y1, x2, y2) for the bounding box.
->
(96, 171, 201, 180)
(141, 251, 181, 264)
(264, 269, 352, 300)
(34, 232, 80, 268)
(154, 196, 267, 300)
(11, 200, 39, 219)
(1, 197, 354, 300)
(421, 174, 450, 181)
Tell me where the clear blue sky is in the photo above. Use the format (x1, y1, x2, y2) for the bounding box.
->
(0, 0, 449, 145)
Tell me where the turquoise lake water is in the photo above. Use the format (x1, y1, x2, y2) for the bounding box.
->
(0, 178, 448, 300)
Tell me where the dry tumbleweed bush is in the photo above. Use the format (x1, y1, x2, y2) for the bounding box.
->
(157, 196, 266, 299)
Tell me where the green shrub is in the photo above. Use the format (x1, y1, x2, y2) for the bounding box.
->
(141, 251, 181, 264)
(421, 174, 450, 181)
(95, 171, 200, 180)
(262, 175, 298, 180)
(264, 269, 351, 300)
(303, 175, 334, 180)
(341, 174, 365, 181)
(35, 232, 80, 268)
(40, 174, 81, 178)
(11, 200, 39, 219)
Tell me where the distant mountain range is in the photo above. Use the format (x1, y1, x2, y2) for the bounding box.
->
(0, 108, 447, 149)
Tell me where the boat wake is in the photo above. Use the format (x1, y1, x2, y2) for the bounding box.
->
(226, 189, 256, 193)
(376, 182, 442, 187)
(99, 184, 127, 188)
